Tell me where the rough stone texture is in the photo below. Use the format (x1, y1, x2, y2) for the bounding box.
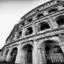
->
(1, 0, 64, 64)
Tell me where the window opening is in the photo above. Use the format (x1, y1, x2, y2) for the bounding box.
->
(37, 13, 44, 19)
(17, 31, 22, 38)
(10, 47, 17, 63)
(23, 44, 33, 64)
(38, 22, 50, 31)
(25, 27, 33, 35)
(28, 18, 33, 22)
(56, 15, 64, 26)
(22, 22, 25, 26)
(48, 8, 58, 13)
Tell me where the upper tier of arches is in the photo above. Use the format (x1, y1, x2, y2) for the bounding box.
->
(6, 0, 64, 44)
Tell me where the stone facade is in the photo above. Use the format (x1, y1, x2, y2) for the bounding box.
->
(1, 0, 64, 64)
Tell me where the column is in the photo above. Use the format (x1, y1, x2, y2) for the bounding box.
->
(33, 40, 46, 64)
(2, 50, 7, 61)
(15, 44, 26, 64)
(39, 48, 46, 64)
(33, 41, 42, 64)
(6, 48, 12, 62)
(59, 34, 64, 53)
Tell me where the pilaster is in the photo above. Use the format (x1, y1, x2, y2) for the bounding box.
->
(6, 48, 12, 62)
(15, 44, 25, 64)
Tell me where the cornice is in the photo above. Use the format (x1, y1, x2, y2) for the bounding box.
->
(3, 27, 64, 50)
(5, 0, 64, 48)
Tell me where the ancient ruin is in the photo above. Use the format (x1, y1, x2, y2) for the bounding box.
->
(0, 0, 64, 64)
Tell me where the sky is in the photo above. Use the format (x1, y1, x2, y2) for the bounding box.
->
(0, 0, 49, 49)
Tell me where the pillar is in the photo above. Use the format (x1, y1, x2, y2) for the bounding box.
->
(33, 40, 45, 64)
(33, 40, 39, 64)
(15, 44, 25, 64)
(58, 34, 64, 53)
(6, 48, 12, 62)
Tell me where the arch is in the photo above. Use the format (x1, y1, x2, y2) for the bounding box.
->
(52, 46, 63, 53)
(37, 13, 44, 19)
(37, 22, 50, 31)
(22, 44, 33, 64)
(43, 40, 64, 64)
(25, 27, 33, 35)
(17, 31, 22, 39)
(48, 8, 58, 13)
(56, 15, 64, 26)
(10, 47, 18, 63)
(22, 22, 25, 26)
(28, 18, 33, 22)
(57, 0, 61, 3)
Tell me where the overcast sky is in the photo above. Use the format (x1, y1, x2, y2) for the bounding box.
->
(0, 0, 49, 49)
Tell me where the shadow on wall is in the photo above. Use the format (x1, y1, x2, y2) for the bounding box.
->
(44, 40, 64, 64)
(0, 61, 14, 64)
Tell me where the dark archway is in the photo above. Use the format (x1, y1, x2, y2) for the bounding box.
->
(23, 44, 33, 64)
(44, 40, 64, 64)
(48, 8, 58, 13)
(6, 49, 9, 56)
(10, 47, 18, 64)
(17, 31, 22, 39)
(25, 27, 33, 36)
(37, 22, 50, 32)
(37, 13, 44, 19)
(56, 15, 64, 26)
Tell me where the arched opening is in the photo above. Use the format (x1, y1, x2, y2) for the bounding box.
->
(44, 40, 64, 64)
(22, 22, 25, 26)
(37, 13, 44, 19)
(56, 15, 64, 26)
(57, 0, 61, 3)
(14, 24, 19, 31)
(25, 27, 33, 36)
(10, 47, 18, 63)
(48, 8, 58, 13)
(38, 22, 50, 31)
(28, 18, 33, 22)
(17, 31, 22, 39)
(22, 44, 33, 64)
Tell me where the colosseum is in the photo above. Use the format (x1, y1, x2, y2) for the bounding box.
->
(1, 0, 64, 64)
